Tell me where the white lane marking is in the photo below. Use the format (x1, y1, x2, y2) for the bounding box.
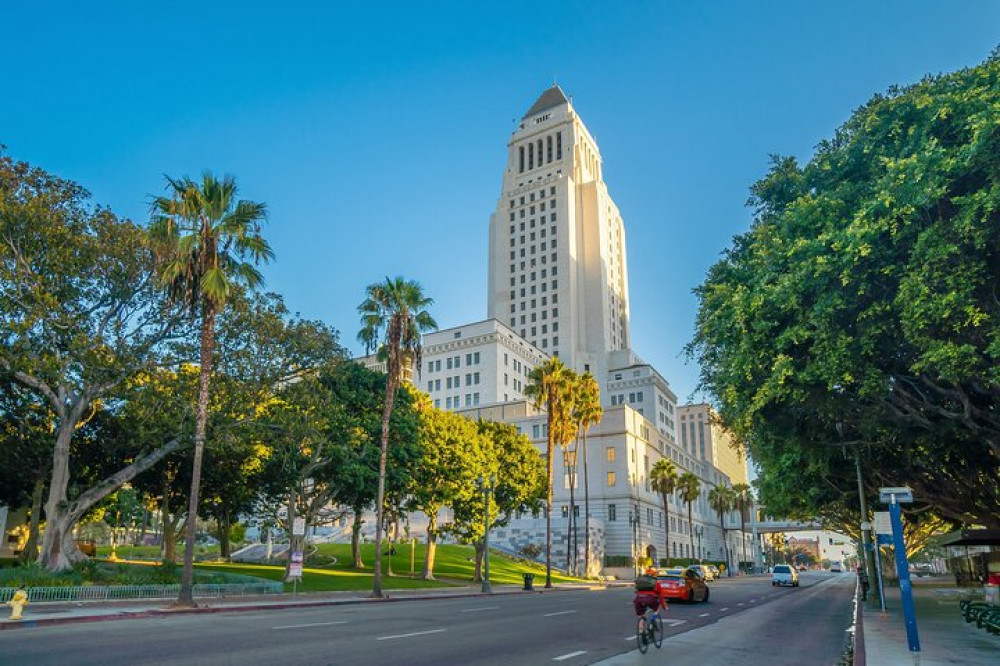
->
(737, 602, 745, 606)
(699, 613, 709, 617)
(665, 619, 686, 626)
(460, 606, 500, 613)
(272, 621, 348, 630)
(553, 651, 587, 661)
(544, 610, 577, 617)
(377, 628, 446, 641)
(750, 598, 758, 602)
(720, 607, 730, 611)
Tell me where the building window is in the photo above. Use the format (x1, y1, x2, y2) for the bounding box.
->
(608, 503, 616, 522)
(607, 471, 616, 487)
(519, 146, 524, 173)
(606, 447, 615, 462)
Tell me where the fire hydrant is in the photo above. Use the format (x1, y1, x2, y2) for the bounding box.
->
(7, 586, 28, 621)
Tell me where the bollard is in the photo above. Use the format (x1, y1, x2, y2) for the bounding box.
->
(7, 586, 28, 621)
(523, 573, 535, 591)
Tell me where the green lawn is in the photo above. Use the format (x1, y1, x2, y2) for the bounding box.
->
(93, 542, 585, 593)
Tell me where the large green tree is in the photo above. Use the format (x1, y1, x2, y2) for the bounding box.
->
(357, 276, 436, 596)
(525, 357, 577, 588)
(690, 51, 1000, 530)
(150, 172, 273, 605)
(1, 151, 186, 570)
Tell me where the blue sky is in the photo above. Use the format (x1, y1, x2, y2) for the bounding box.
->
(3, 1, 998, 401)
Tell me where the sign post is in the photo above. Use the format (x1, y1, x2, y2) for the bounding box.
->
(879, 487, 920, 653)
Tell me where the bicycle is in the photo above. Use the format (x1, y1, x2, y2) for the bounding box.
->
(636, 606, 664, 653)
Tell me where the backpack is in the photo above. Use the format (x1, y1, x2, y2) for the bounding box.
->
(635, 574, 657, 592)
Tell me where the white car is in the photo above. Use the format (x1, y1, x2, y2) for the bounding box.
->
(771, 564, 799, 587)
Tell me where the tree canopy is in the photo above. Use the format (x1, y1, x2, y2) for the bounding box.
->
(689, 52, 1000, 529)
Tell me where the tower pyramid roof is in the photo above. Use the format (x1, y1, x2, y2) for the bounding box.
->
(522, 85, 569, 119)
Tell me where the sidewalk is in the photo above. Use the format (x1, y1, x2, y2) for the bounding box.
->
(0, 581, 599, 631)
(860, 578, 998, 665)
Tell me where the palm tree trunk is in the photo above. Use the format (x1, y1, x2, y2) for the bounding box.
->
(582, 431, 591, 577)
(372, 374, 398, 597)
(688, 504, 695, 562)
(545, 402, 554, 588)
(661, 494, 670, 567)
(178, 307, 216, 607)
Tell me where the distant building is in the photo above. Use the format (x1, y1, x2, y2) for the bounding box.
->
(676, 403, 748, 486)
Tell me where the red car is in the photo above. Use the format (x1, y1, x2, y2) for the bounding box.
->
(657, 571, 710, 603)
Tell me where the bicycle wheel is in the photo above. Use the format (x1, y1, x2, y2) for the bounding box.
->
(636, 616, 649, 653)
(652, 614, 664, 648)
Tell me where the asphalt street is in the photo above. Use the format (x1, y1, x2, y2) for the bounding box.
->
(0, 572, 855, 665)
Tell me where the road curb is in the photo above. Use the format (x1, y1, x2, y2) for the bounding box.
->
(0, 585, 594, 631)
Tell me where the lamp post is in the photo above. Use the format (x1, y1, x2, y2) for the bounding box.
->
(837, 420, 880, 609)
(478, 474, 495, 594)
(562, 447, 578, 576)
(694, 525, 704, 563)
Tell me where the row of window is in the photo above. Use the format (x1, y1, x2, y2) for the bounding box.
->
(518, 133, 562, 173)
(509, 186, 556, 209)
(426, 372, 481, 393)
(609, 391, 644, 406)
(509, 264, 558, 286)
(426, 352, 481, 373)
(508, 199, 556, 222)
(440, 393, 481, 409)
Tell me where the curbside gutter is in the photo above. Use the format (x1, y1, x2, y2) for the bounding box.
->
(0, 584, 602, 631)
(853, 581, 866, 666)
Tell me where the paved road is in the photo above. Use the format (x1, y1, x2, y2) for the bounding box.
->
(0, 573, 854, 665)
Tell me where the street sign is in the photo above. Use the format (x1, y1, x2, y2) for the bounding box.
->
(292, 518, 306, 536)
(879, 487, 914, 503)
(860, 521, 871, 531)
(873, 511, 892, 536)
(289, 550, 304, 578)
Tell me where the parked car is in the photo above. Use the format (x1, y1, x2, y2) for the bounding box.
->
(657, 570, 710, 602)
(707, 565, 721, 578)
(688, 564, 715, 581)
(772, 564, 799, 587)
(829, 561, 843, 573)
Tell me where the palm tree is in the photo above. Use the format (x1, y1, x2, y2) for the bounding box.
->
(677, 472, 701, 563)
(732, 483, 754, 574)
(708, 485, 735, 576)
(357, 277, 436, 598)
(649, 459, 679, 566)
(525, 357, 576, 588)
(149, 172, 273, 607)
(572, 373, 602, 577)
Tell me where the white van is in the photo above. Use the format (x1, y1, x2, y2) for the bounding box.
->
(771, 564, 799, 587)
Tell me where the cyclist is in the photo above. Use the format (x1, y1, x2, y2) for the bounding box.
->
(633, 567, 668, 618)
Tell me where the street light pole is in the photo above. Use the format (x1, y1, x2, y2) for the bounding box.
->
(694, 525, 703, 563)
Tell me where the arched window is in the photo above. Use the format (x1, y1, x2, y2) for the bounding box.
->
(519, 146, 525, 173)
(529, 143, 534, 170)
(537, 139, 543, 165)
(556, 132, 562, 160)
(547, 135, 553, 163)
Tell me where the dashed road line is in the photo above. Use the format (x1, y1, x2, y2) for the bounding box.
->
(553, 651, 587, 661)
(699, 613, 710, 617)
(720, 607, 730, 611)
(377, 628, 446, 641)
(460, 606, 500, 613)
(544, 610, 577, 617)
(272, 621, 348, 630)
(737, 602, 745, 606)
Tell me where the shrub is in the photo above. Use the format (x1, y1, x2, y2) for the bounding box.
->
(518, 543, 542, 560)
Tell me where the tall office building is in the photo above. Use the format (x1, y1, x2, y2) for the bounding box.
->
(487, 86, 630, 386)
(677, 403, 749, 486)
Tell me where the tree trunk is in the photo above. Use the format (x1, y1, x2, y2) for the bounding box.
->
(351, 508, 364, 568)
(372, 373, 398, 598)
(178, 307, 216, 607)
(285, 491, 307, 582)
(137, 505, 149, 547)
(21, 477, 45, 562)
(688, 504, 695, 561)
(218, 513, 231, 560)
(662, 495, 671, 567)
(582, 431, 591, 577)
(545, 388, 554, 588)
(39, 421, 78, 570)
(421, 513, 438, 580)
(473, 540, 484, 582)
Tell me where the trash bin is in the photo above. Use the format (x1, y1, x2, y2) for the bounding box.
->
(523, 573, 535, 591)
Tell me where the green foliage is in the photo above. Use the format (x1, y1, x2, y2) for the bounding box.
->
(690, 52, 1000, 530)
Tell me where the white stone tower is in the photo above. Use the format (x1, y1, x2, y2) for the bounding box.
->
(487, 86, 631, 385)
